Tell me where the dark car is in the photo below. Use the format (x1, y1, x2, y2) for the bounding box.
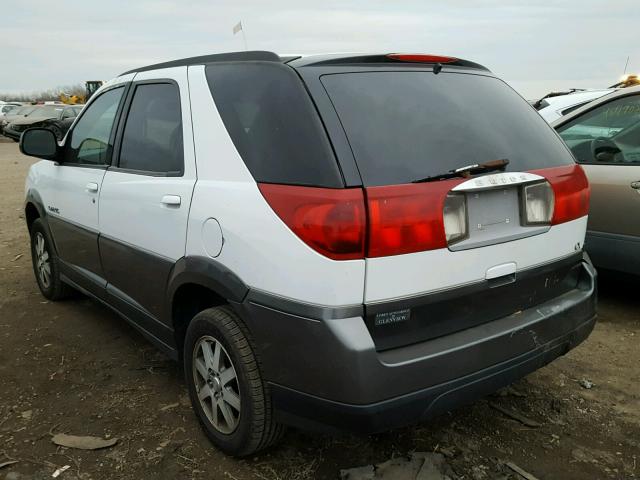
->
(3, 104, 83, 141)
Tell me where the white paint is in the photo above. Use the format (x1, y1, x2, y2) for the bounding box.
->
(365, 216, 587, 303)
(99, 66, 196, 261)
(185, 66, 365, 307)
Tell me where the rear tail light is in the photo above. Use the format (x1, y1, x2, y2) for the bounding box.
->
(531, 165, 590, 225)
(522, 181, 554, 225)
(366, 183, 450, 257)
(259, 164, 588, 261)
(257, 184, 365, 260)
(443, 193, 468, 244)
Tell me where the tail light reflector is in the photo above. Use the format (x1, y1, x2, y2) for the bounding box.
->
(257, 184, 365, 260)
(522, 181, 554, 225)
(443, 193, 468, 244)
(531, 165, 590, 225)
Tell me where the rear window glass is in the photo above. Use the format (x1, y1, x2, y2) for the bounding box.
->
(321, 72, 575, 186)
(206, 62, 342, 187)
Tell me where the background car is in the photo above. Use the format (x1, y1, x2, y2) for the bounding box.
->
(0, 105, 37, 133)
(1, 103, 21, 116)
(534, 89, 615, 123)
(3, 104, 82, 141)
(553, 85, 640, 275)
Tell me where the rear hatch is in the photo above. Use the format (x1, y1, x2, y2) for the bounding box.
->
(293, 57, 590, 350)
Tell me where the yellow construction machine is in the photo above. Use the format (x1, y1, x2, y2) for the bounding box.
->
(59, 80, 104, 105)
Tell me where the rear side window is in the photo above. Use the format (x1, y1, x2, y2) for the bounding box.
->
(118, 83, 183, 174)
(206, 62, 342, 187)
(321, 72, 576, 186)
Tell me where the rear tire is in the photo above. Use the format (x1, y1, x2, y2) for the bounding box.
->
(184, 306, 285, 457)
(29, 218, 73, 300)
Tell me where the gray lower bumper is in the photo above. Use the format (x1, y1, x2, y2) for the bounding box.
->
(233, 259, 597, 432)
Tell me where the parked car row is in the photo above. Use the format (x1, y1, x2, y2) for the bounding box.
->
(1, 103, 82, 141)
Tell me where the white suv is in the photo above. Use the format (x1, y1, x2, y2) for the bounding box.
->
(20, 51, 597, 456)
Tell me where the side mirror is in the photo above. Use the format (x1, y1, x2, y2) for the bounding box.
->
(19, 128, 60, 161)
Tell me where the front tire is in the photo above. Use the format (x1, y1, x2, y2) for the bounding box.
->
(184, 306, 284, 456)
(29, 218, 73, 300)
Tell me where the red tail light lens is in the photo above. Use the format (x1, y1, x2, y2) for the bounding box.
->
(387, 54, 458, 64)
(258, 183, 365, 260)
(259, 165, 587, 261)
(365, 180, 461, 257)
(531, 165, 590, 225)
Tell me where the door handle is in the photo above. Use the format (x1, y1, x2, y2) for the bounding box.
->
(86, 182, 99, 193)
(161, 195, 181, 206)
(631, 181, 640, 190)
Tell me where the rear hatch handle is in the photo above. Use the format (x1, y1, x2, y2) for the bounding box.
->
(486, 262, 517, 288)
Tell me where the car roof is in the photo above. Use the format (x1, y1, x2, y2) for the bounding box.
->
(551, 84, 640, 128)
(120, 50, 490, 75)
(543, 89, 614, 108)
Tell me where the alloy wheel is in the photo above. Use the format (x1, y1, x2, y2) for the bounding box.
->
(34, 232, 51, 289)
(192, 335, 241, 434)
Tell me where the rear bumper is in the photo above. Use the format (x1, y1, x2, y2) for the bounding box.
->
(234, 256, 597, 433)
(270, 314, 595, 433)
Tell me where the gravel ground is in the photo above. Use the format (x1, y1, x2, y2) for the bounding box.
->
(0, 138, 639, 479)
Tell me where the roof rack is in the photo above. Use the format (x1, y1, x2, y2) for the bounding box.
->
(120, 50, 281, 76)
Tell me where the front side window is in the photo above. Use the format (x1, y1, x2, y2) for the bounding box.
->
(118, 83, 183, 174)
(558, 95, 640, 164)
(64, 87, 124, 165)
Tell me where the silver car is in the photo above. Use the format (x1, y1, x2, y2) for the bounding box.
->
(553, 85, 640, 274)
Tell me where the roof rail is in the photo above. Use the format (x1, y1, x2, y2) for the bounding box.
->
(120, 50, 281, 76)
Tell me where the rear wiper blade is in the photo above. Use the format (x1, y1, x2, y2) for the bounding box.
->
(412, 158, 510, 183)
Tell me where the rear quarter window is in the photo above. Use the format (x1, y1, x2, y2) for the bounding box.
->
(205, 62, 343, 187)
(320, 71, 576, 186)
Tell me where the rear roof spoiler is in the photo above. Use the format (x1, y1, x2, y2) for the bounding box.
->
(291, 53, 490, 71)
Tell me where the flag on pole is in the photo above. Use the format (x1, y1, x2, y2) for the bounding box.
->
(233, 21, 242, 35)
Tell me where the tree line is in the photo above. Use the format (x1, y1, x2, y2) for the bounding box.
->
(0, 84, 85, 102)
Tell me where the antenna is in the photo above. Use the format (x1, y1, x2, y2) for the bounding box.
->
(623, 55, 630, 75)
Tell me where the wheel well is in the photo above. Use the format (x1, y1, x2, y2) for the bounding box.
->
(25, 202, 40, 231)
(172, 283, 227, 354)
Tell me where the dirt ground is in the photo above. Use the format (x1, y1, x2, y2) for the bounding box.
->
(0, 138, 638, 480)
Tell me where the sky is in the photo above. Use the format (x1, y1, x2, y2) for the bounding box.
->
(1, 0, 638, 100)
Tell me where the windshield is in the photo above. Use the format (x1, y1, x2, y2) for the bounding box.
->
(28, 106, 63, 118)
(320, 71, 575, 186)
(13, 106, 35, 116)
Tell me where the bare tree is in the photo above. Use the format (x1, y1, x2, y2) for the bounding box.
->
(0, 84, 85, 102)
